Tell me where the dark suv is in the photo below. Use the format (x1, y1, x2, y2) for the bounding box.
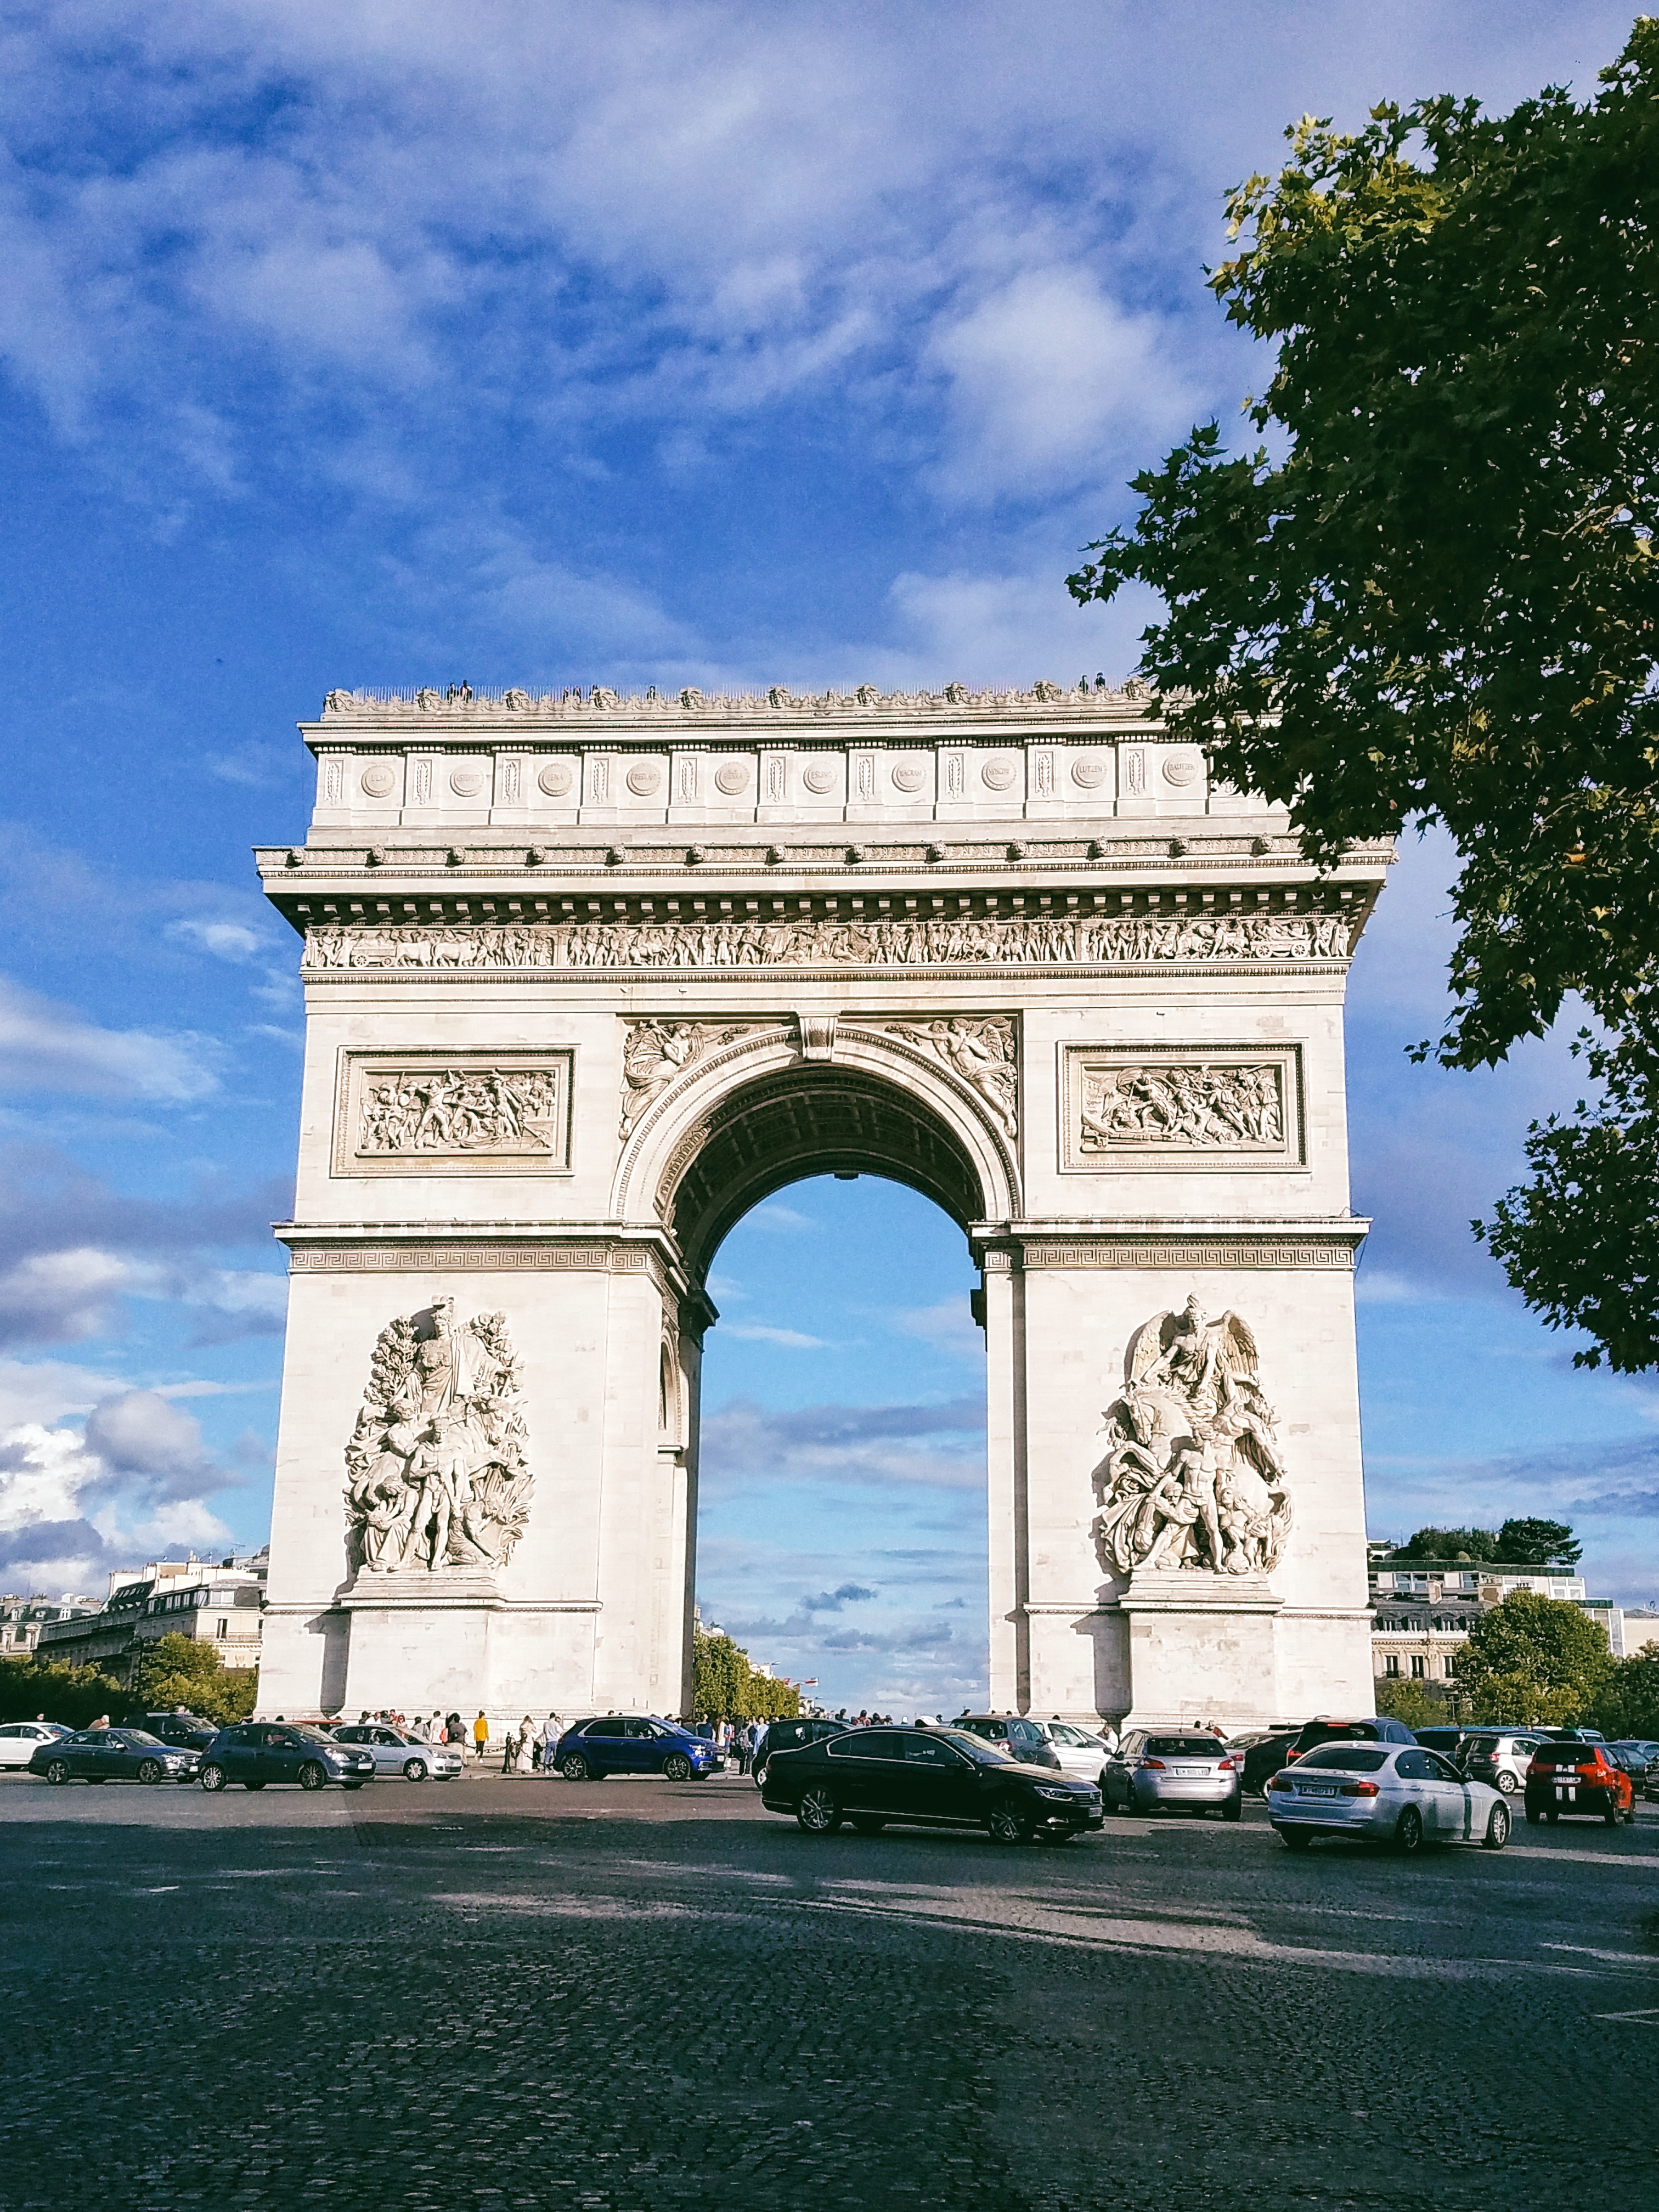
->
(752, 1717, 856, 1787)
(1523, 1739, 1635, 1826)
(1287, 1717, 1415, 1762)
(200, 1723, 375, 1792)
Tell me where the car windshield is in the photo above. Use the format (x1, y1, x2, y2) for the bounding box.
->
(1294, 1748, 1390, 1773)
(114, 1730, 163, 1747)
(1299, 1723, 1377, 1747)
(936, 1730, 1012, 1763)
(1146, 1736, 1223, 1757)
(291, 1726, 342, 1745)
(1534, 1745, 1601, 1764)
(1047, 1724, 1096, 1746)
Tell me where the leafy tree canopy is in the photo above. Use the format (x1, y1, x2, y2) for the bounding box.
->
(1069, 24, 1659, 1369)
(1455, 1591, 1613, 1721)
(690, 1628, 799, 1722)
(1593, 1649, 1659, 1739)
(0, 1657, 127, 1729)
(1387, 1519, 1580, 1564)
(129, 1634, 258, 1727)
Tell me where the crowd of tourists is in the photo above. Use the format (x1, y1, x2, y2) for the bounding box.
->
(345, 1707, 773, 1774)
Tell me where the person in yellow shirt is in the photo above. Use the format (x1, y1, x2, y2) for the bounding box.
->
(472, 1711, 489, 1761)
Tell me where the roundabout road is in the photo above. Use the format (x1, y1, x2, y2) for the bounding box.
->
(3, 1774, 1657, 2209)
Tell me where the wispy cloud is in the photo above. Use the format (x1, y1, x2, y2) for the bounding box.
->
(721, 1323, 829, 1350)
(0, 975, 218, 1103)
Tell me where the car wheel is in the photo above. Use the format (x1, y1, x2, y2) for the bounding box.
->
(1604, 1805, 1621, 1827)
(403, 1758, 428, 1782)
(1393, 1805, 1425, 1855)
(43, 1759, 71, 1786)
(1545, 1808, 1559, 1823)
(663, 1753, 693, 1781)
(752, 1762, 769, 1790)
(1280, 1827, 1312, 1851)
(297, 1762, 328, 1792)
(560, 1753, 590, 1782)
(1495, 1770, 1517, 1795)
(797, 1786, 842, 1835)
(1626, 1804, 1638, 1825)
(850, 1816, 885, 1835)
(987, 1800, 1031, 1846)
(1482, 1803, 1510, 1851)
(199, 1763, 227, 1793)
(1222, 1797, 1242, 1824)
(1525, 1804, 1541, 1824)
(136, 1759, 163, 1785)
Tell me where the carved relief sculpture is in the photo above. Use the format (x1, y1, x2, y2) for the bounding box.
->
(360, 1065, 564, 1155)
(888, 1017, 1018, 1138)
(1081, 1060, 1283, 1151)
(619, 1021, 765, 1137)
(345, 1300, 532, 1578)
(305, 910, 1352, 974)
(1093, 1295, 1292, 1578)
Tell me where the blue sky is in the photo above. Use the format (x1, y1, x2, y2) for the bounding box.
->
(2, 3, 1655, 1711)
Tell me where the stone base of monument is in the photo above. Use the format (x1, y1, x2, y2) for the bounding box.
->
(336, 1575, 506, 1716)
(1118, 1568, 1284, 1731)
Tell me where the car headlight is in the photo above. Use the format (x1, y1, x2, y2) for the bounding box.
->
(1034, 1786, 1074, 1801)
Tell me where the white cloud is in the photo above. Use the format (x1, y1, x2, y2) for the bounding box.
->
(924, 266, 1198, 503)
(721, 1323, 828, 1350)
(0, 976, 217, 1102)
(166, 917, 266, 962)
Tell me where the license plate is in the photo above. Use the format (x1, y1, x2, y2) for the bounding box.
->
(1173, 1767, 1207, 1777)
(1299, 1784, 1338, 1798)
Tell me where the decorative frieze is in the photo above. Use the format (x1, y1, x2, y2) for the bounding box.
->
(620, 1020, 770, 1138)
(332, 1051, 573, 1177)
(303, 909, 1352, 975)
(1018, 1238, 1357, 1269)
(286, 1240, 652, 1272)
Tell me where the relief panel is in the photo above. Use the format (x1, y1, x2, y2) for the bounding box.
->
(1060, 1043, 1303, 1172)
(332, 1049, 574, 1177)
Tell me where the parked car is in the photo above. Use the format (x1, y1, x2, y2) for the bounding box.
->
(752, 1716, 857, 1787)
(1268, 1742, 1510, 1853)
(0, 1720, 71, 1770)
(1102, 1730, 1243, 1820)
(1288, 1717, 1416, 1760)
(761, 1723, 1103, 1843)
(1457, 1731, 1546, 1796)
(1603, 1745, 1651, 1796)
(1522, 1740, 1635, 1826)
(329, 1723, 464, 1780)
(31, 1727, 201, 1786)
(952, 1713, 1063, 1770)
(1239, 1729, 1300, 1799)
(1412, 1726, 1483, 1760)
(199, 1723, 374, 1792)
(1036, 1719, 1115, 1785)
(554, 1715, 719, 1782)
(1610, 1737, 1659, 1767)
(134, 1711, 222, 1752)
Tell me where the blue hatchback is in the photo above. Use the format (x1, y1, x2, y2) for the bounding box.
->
(554, 1714, 719, 1782)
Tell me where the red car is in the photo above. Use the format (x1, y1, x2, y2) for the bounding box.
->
(1523, 1740, 1635, 1826)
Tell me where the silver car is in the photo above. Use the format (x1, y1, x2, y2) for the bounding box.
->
(1458, 1730, 1545, 1796)
(1103, 1730, 1242, 1819)
(1269, 1741, 1510, 1854)
(329, 1724, 463, 1781)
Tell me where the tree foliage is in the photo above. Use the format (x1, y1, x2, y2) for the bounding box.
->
(1068, 25, 1659, 1369)
(1373, 1677, 1446, 1728)
(1592, 1650, 1659, 1739)
(1455, 1591, 1613, 1722)
(1388, 1519, 1579, 1565)
(0, 1657, 126, 1728)
(129, 1634, 258, 1726)
(690, 1629, 799, 1722)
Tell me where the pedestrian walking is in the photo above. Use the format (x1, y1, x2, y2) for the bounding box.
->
(472, 1711, 489, 1761)
(541, 1711, 563, 1776)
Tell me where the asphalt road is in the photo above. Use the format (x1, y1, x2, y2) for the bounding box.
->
(3, 1770, 1657, 2211)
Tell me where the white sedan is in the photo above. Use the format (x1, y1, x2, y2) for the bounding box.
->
(1269, 1741, 1510, 1854)
(0, 1722, 70, 1770)
(329, 1724, 464, 1780)
(1034, 1720, 1115, 1786)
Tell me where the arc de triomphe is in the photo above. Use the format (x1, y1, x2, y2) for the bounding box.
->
(254, 682, 1386, 1728)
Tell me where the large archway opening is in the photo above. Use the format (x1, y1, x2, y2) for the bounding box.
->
(692, 1173, 989, 1722)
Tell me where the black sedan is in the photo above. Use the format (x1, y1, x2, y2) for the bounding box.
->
(30, 1728, 201, 1785)
(760, 1724, 1103, 1843)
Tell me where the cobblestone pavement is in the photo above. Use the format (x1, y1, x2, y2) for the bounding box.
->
(4, 1771, 1658, 2210)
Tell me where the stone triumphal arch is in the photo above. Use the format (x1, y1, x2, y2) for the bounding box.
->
(255, 682, 1386, 1728)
